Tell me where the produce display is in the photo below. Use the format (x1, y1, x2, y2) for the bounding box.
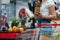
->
(6, 18, 26, 33)
(8, 26, 24, 33)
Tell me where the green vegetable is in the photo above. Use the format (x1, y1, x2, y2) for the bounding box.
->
(21, 17, 27, 25)
(11, 18, 20, 27)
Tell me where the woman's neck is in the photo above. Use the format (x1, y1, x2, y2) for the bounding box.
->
(42, 0, 47, 4)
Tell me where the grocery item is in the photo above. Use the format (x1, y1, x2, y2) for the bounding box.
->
(21, 17, 27, 25)
(13, 26, 17, 32)
(13, 28, 18, 32)
(8, 27, 13, 32)
(19, 27, 24, 32)
(11, 18, 20, 27)
(13, 26, 17, 29)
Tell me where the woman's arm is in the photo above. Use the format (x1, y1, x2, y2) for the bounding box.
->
(40, 6, 57, 20)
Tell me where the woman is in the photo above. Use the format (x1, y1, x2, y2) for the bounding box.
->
(34, 0, 57, 40)
(18, 8, 34, 29)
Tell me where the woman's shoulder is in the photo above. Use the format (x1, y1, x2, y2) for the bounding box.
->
(46, 0, 55, 7)
(48, 0, 54, 3)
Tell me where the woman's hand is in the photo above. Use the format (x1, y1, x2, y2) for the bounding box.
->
(34, 12, 43, 19)
(38, 12, 43, 18)
(34, 13, 38, 20)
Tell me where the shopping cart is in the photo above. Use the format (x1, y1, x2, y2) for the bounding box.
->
(15, 29, 36, 40)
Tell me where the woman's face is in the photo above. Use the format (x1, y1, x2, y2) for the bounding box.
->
(20, 12, 26, 17)
(20, 9, 27, 17)
(36, 0, 41, 7)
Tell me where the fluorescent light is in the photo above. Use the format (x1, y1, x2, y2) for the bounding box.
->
(2, 0, 10, 4)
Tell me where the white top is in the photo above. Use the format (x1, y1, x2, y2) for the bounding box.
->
(40, 0, 55, 16)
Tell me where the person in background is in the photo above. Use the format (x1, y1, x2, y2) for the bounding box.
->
(28, 0, 33, 12)
(28, 0, 37, 13)
(28, 0, 37, 28)
(34, 0, 57, 40)
(18, 8, 34, 29)
(1, 16, 9, 31)
(54, 0, 60, 10)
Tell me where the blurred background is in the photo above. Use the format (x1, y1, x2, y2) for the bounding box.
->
(1, 0, 16, 21)
(0, 0, 60, 31)
(0, 0, 60, 40)
(0, 0, 60, 21)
